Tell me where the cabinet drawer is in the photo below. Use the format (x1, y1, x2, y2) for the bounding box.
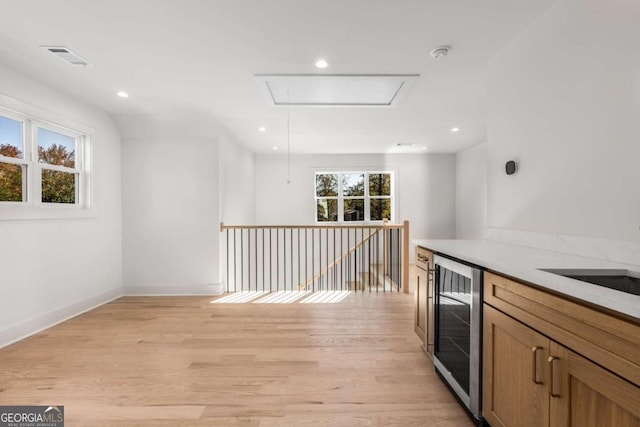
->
(484, 271, 640, 386)
(416, 246, 431, 270)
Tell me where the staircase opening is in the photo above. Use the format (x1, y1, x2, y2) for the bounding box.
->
(219, 221, 409, 297)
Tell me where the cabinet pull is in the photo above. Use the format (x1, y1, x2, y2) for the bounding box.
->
(548, 356, 561, 397)
(531, 346, 543, 384)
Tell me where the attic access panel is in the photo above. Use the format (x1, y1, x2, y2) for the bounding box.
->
(255, 74, 419, 107)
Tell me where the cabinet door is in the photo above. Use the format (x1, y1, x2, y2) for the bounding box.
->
(549, 342, 640, 427)
(414, 267, 426, 343)
(483, 305, 550, 427)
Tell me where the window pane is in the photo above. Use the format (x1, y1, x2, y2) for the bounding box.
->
(369, 173, 391, 196)
(370, 198, 391, 221)
(344, 198, 364, 221)
(343, 173, 364, 196)
(316, 173, 338, 197)
(0, 115, 23, 159)
(42, 169, 77, 204)
(0, 162, 24, 202)
(317, 199, 337, 222)
(38, 127, 76, 168)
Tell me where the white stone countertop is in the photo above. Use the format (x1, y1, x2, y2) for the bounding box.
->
(413, 239, 640, 320)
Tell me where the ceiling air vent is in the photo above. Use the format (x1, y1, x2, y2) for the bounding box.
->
(40, 46, 92, 67)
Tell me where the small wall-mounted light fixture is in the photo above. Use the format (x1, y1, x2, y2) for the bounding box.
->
(505, 160, 518, 175)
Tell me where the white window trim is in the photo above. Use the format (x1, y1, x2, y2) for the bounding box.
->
(0, 105, 94, 220)
(315, 171, 394, 224)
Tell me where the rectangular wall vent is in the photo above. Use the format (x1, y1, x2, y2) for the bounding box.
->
(40, 46, 93, 67)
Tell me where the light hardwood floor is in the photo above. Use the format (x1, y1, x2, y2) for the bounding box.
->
(0, 291, 473, 426)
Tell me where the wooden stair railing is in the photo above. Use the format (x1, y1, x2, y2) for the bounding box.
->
(220, 221, 409, 294)
(298, 227, 379, 291)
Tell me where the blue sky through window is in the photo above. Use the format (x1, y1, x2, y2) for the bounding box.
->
(0, 115, 23, 157)
(343, 173, 364, 197)
(38, 127, 75, 154)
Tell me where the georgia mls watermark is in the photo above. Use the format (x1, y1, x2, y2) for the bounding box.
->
(0, 406, 64, 427)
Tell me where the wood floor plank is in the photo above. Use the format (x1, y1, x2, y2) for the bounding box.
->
(0, 292, 473, 426)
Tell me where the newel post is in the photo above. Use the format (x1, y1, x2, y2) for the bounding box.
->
(382, 218, 388, 277)
(403, 220, 410, 293)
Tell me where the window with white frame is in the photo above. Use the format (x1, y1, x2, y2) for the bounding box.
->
(315, 171, 393, 222)
(0, 110, 90, 208)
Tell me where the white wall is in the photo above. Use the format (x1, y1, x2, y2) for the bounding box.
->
(117, 114, 219, 294)
(117, 114, 256, 294)
(487, 0, 640, 251)
(219, 133, 256, 225)
(255, 153, 457, 260)
(456, 143, 487, 239)
(121, 137, 220, 293)
(0, 64, 122, 347)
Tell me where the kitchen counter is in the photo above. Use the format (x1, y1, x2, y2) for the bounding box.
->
(413, 239, 640, 320)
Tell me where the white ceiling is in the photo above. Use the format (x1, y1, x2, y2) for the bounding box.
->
(0, 0, 556, 154)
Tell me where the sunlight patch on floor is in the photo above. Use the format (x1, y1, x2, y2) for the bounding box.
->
(253, 291, 311, 304)
(211, 290, 352, 304)
(211, 291, 268, 304)
(299, 290, 351, 304)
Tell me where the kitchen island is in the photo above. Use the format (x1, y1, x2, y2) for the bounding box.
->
(413, 239, 639, 319)
(414, 239, 639, 427)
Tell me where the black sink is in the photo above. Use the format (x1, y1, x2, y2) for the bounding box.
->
(539, 269, 640, 296)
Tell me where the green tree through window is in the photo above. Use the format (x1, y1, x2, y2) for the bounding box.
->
(369, 173, 391, 220)
(39, 144, 76, 203)
(0, 144, 23, 201)
(315, 172, 392, 222)
(0, 143, 77, 203)
(0, 112, 87, 209)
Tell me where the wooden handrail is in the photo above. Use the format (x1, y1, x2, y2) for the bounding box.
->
(220, 222, 405, 231)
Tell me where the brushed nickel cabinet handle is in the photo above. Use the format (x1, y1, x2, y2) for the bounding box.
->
(532, 346, 543, 384)
(548, 356, 561, 397)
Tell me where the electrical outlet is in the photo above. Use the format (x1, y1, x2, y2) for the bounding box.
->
(106, 270, 112, 281)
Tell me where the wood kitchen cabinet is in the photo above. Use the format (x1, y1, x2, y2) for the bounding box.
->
(415, 246, 434, 355)
(483, 272, 640, 427)
(483, 305, 549, 427)
(549, 342, 640, 427)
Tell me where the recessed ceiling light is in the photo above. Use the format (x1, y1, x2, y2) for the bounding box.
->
(315, 59, 328, 69)
(117, 91, 129, 98)
(422, 146, 428, 150)
(258, 126, 267, 132)
(272, 146, 279, 150)
(451, 127, 460, 132)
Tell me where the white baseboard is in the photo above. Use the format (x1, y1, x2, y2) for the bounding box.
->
(123, 283, 224, 296)
(0, 287, 122, 349)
